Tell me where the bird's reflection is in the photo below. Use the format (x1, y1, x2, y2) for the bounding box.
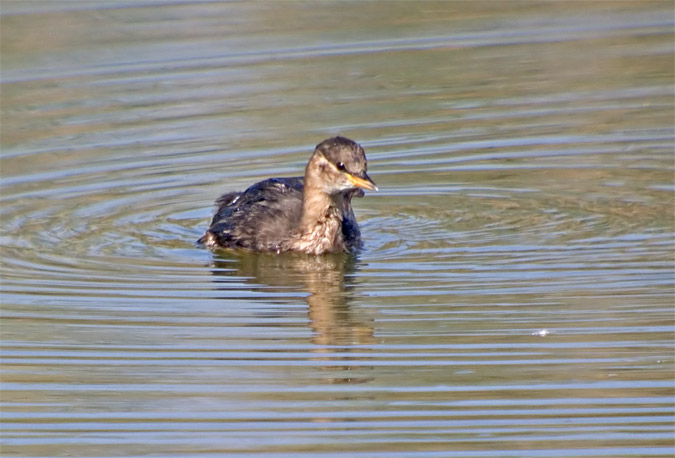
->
(209, 252, 375, 383)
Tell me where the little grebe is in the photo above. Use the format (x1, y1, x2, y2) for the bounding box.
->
(198, 136, 377, 254)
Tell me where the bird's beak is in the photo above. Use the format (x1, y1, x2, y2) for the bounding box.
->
(346, 172, 378, 191)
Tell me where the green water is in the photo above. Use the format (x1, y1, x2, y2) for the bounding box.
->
(1, 1, 673, 456)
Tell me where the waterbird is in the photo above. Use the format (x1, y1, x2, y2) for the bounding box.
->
(198, 136, 377, 254)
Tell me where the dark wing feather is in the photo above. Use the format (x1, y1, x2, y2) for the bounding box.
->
(201, 177, 304, 251)
(199, 176, 363, 252)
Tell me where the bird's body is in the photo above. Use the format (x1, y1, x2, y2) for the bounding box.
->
(199, 137, 376, 255)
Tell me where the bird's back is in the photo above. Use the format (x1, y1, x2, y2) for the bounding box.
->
(199, 177, 304, 251)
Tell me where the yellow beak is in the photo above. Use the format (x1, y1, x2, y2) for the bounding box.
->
(346, 172, 378, 191)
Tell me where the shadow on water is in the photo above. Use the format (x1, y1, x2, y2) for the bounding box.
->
(207, 251, 376, 384)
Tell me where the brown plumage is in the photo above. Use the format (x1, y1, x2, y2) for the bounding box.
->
(198, 136, 377, 254)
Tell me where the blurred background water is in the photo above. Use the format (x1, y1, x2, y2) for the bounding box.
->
(1, 1, 673, 457)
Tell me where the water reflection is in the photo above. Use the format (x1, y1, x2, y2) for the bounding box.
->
(209, 252, 375, 383)
(2, 0, 672, 455)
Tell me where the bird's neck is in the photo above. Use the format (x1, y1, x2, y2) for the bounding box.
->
(301, 187, 343, 229)
(288, 186, 346, 254)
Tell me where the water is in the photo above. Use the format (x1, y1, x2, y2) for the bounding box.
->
(1, 1, 673, 457)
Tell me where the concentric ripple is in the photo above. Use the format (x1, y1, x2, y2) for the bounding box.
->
(1, 1, 673, 457)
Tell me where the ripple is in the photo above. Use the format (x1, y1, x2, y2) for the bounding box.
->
(2, 2, 673, 457)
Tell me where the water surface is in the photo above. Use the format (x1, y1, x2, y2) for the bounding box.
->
(1, 1, 673, 457)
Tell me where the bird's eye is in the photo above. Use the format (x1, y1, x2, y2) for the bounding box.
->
(336, 162, 346, 171)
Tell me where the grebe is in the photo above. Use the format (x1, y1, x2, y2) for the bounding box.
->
(198, 136, 376, 254)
